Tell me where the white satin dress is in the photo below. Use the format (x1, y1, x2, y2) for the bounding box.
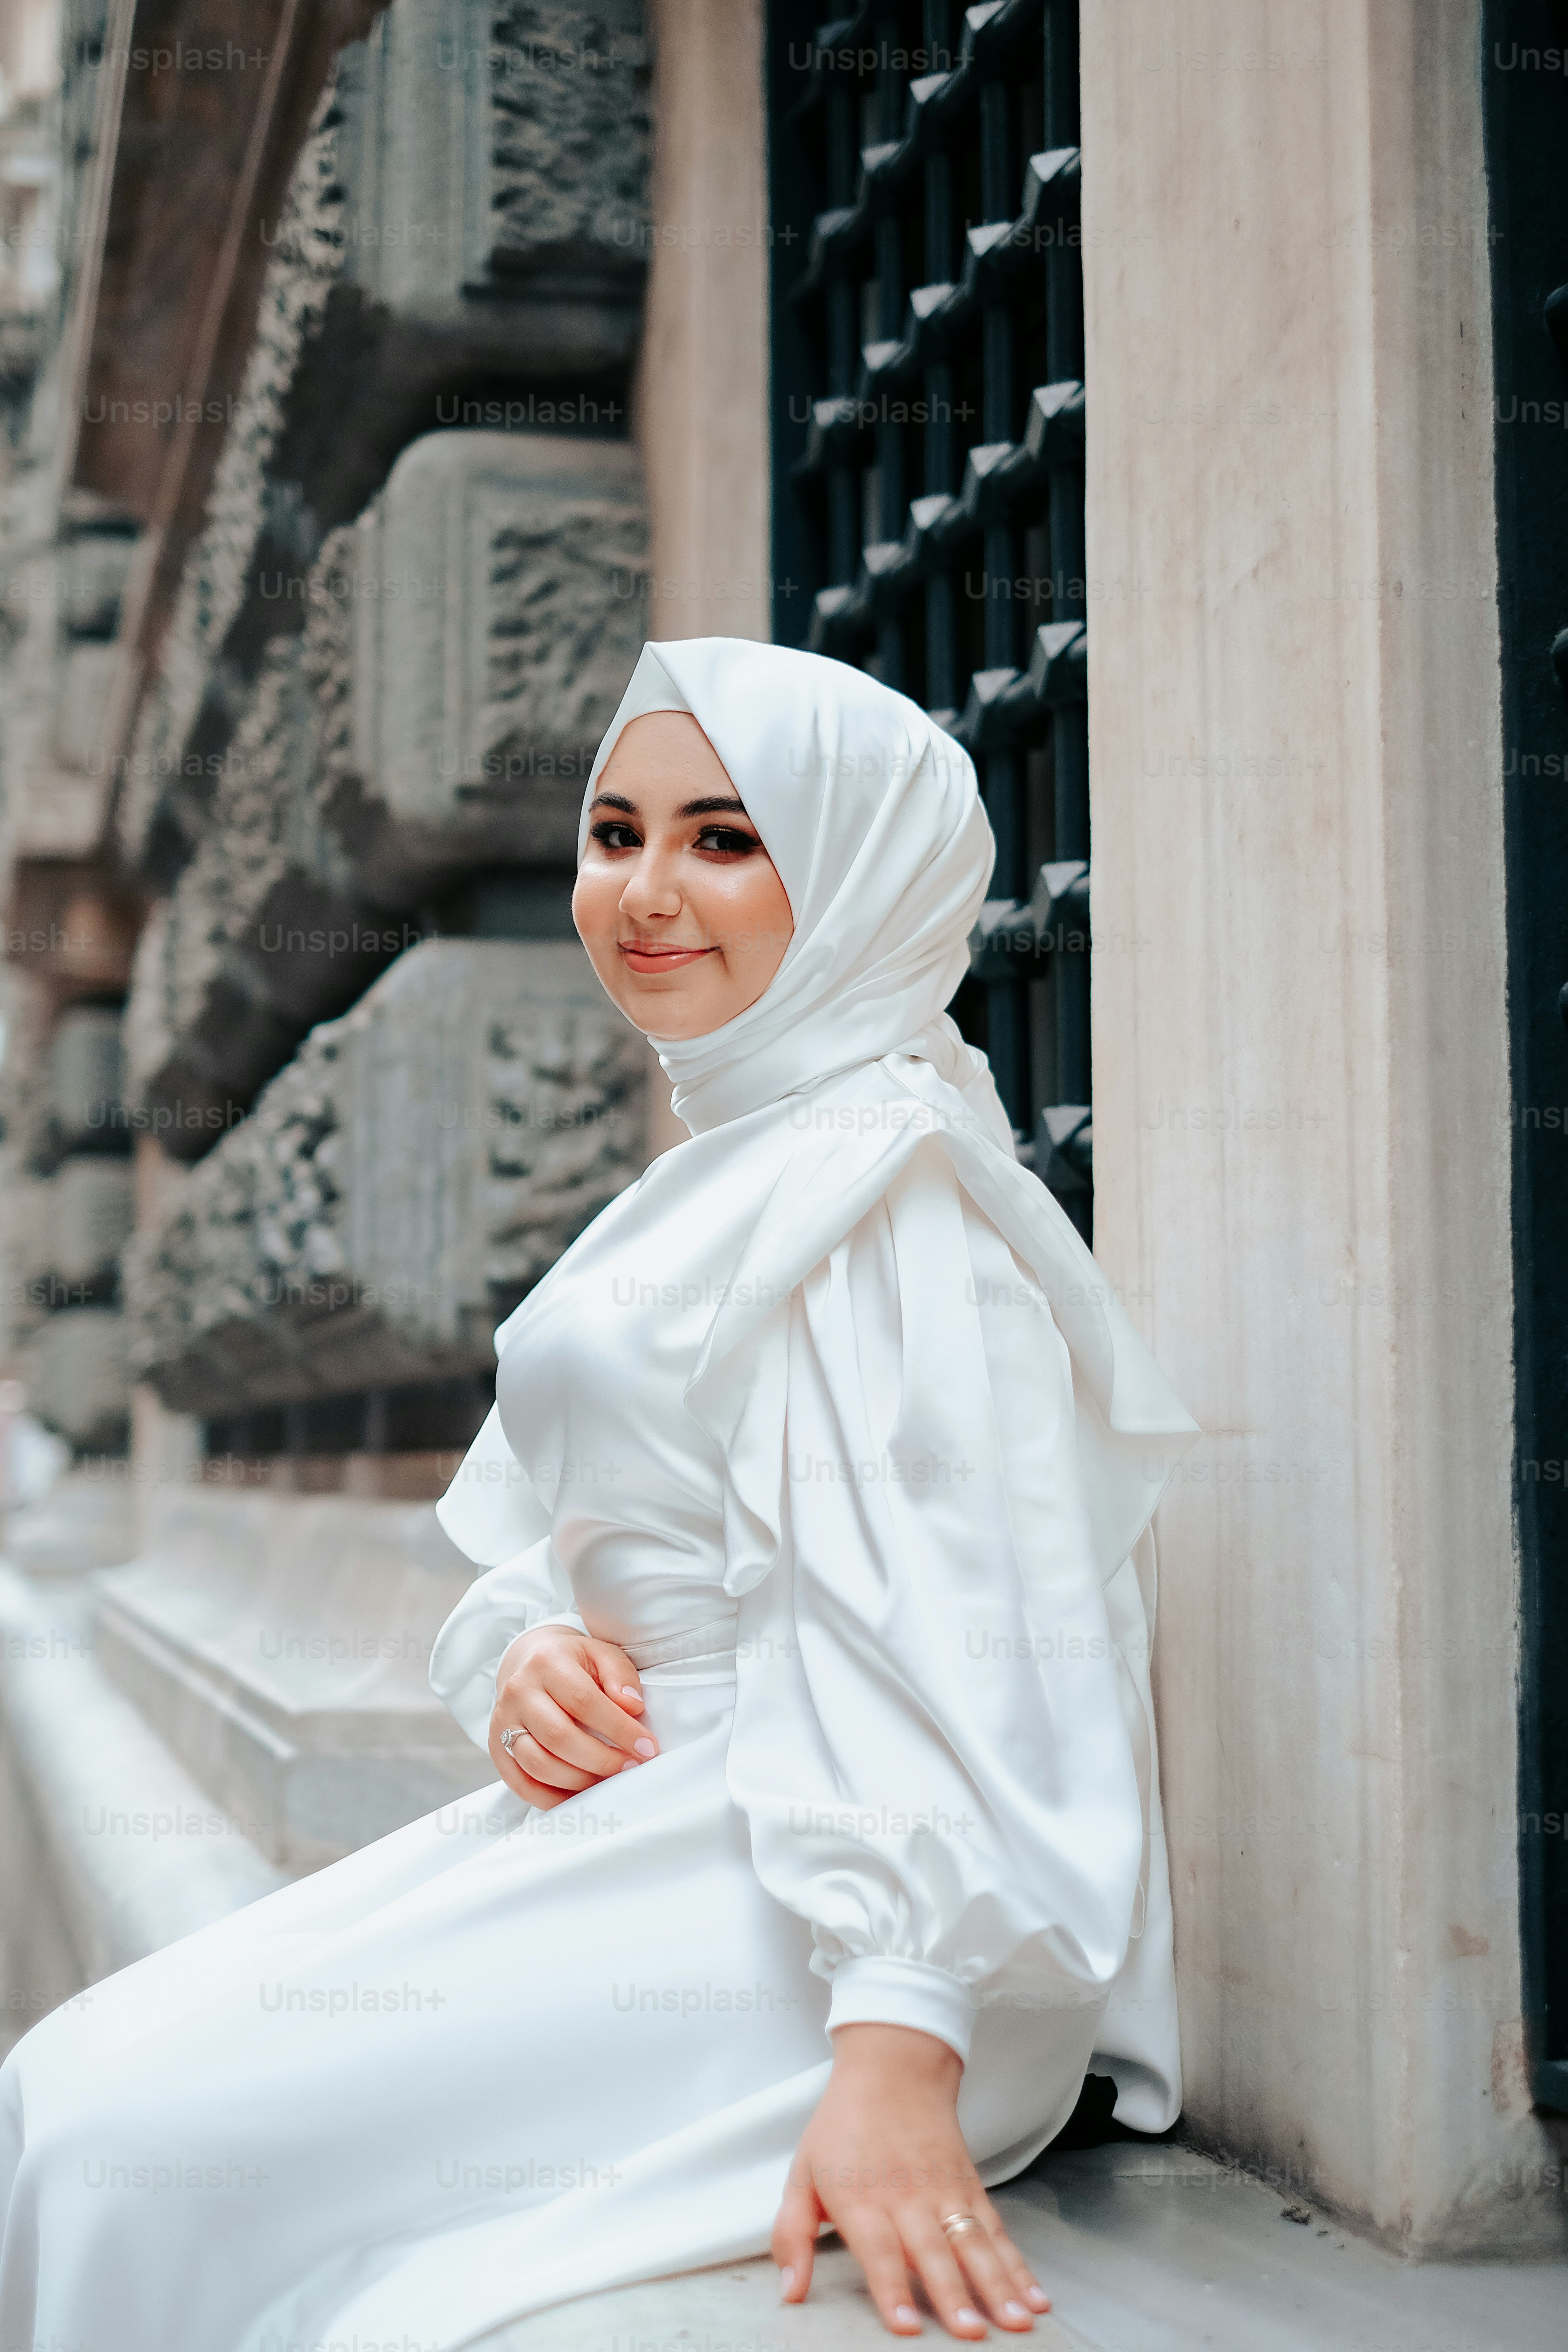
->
(0, 1058, 1186, 2352)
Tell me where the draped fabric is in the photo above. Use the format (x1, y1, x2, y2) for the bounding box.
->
(437, 637, 1198, 2078)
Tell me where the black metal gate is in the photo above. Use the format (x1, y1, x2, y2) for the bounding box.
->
(768, 0, 1093, 1236)
(1483, 0, 1568, 2116)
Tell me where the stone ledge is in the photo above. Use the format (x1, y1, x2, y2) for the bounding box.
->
(475, 2142, 1568, 2351)
(2, 1467, 139, 1578)
(474, 2236, 1086, 2351)
(0, 1568, 289, 2052)
(92, 1485, 489, 1868)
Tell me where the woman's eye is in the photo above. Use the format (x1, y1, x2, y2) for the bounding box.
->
(590, 820, 641, 850)
(696, 827, 761, 855)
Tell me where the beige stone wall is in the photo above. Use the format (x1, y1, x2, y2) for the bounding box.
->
(1082, 0, 1560, 2254)
(635, 0, 771, 648)
(633, 0, 771, 1157)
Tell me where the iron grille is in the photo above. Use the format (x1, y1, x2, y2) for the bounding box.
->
(768, 0, 1092, 1236)
(1483, 0, 1568, 2117)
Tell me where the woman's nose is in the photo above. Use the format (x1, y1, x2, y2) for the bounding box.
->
(620, 848, 682, 919)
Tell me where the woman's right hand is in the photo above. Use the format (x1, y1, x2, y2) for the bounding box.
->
(488, 1625, 657, 1810)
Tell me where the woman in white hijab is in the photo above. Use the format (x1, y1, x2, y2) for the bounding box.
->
(0, 640, 1196, 2349)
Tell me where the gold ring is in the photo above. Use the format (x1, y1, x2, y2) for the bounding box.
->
(941, 2213, 983, 2239)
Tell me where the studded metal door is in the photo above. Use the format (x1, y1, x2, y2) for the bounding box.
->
(768, 0, 1093, 1237)
(1483, 0, 1568, 2117)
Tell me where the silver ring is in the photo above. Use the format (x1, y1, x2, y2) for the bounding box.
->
(500, 1726, 520, 1755)
(940, 2213, 983, 2240)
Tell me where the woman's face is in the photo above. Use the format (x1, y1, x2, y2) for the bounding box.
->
(573, 711, 794, 1039)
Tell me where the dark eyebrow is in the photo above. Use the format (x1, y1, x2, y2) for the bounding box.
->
(677, 795, 750, 819)
(587, 790, 754, 822)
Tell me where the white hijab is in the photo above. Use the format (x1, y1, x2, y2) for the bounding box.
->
(583, 637, 1005, 1141)
(440, 638, 1197, 1592)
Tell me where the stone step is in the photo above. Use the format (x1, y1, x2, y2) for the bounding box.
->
(0, 1566, 288, 2052)
(92, 1484, 489, 1868)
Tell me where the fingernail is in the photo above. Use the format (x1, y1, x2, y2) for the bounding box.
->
(634, 1738, 657, 1757)
(620, 1686, 641, 1700)
(779, 2266, 794, 2298)
(893, 2306, 920, 2329)
(955, 2310, 983, 2331)
(1002, 2302, 1028, 2322)
(619, 1755, 640, 1767)
(1024, 2286, 1049, 2309)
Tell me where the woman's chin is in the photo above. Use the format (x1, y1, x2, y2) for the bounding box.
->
(616, 978, 726, 1041)
(597, 959, 783, 1042)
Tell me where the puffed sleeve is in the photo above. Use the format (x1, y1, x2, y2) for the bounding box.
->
(429, 1400, 587, 1747)
(723, 1145, 1148, 2065)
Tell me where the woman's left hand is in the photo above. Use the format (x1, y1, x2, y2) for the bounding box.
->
(772, 2022, 1052, 2338)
